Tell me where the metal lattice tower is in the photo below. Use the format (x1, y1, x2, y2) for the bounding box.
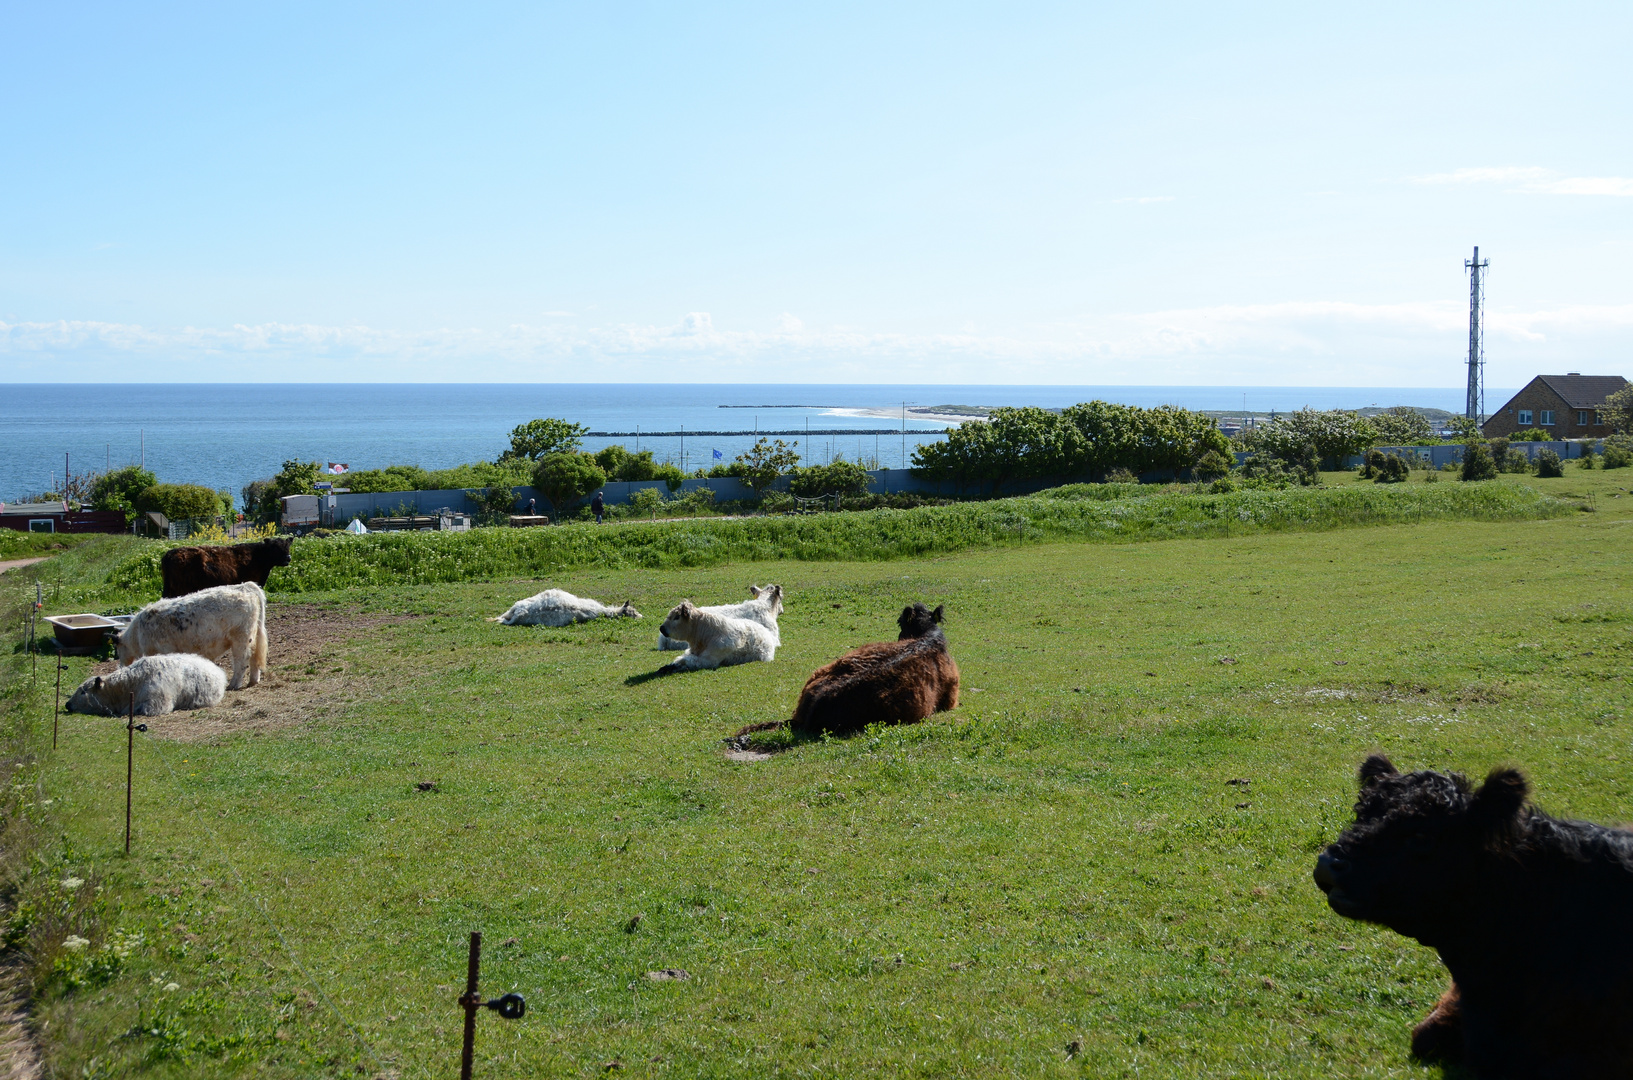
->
(1465, 246, 1489, 422)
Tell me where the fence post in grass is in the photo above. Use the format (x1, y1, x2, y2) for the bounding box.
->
(124, 696, 147, 854)
(457, 931, 525, 1080)
(54, 660, 63, 749)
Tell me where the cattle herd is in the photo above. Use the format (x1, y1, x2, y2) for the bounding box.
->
(58, 540, 1633, 1075)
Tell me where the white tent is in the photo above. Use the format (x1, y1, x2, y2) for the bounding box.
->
(344, 518, 368, 534)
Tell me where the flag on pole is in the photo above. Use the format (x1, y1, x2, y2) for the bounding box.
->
(327, 463, 349, 474)
(712, 449, 723, 460)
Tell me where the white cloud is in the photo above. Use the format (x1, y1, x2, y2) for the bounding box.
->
(1412, 166, 1633, 196)
(5, 301, 1631, 386)
(776, 313, 804, 333)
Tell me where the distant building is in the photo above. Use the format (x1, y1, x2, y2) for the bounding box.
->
(1481, 374, 1628, 439)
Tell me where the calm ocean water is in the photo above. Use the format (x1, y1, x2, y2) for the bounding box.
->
(0, 384, 1492, 504)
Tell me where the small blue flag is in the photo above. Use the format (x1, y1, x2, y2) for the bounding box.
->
(712, 449, 723, 460)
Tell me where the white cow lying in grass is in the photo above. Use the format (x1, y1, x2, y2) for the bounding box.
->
(491, 589, 642, 627)
(658, 584, 783, 651)
(67, 654, 227, 716)
(656, 601, 777, 674)
(118, 582, 268, 690)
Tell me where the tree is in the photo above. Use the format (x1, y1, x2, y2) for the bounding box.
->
(1445, 416, 1482, 441)
(531, 453, 606, 520)
(1192, 450, 1232, 481)
(1602, 385, 1633, 434)
(89, 466, 157, 522)
(1534, 448, 1564, 478)
(628, 487, 665, 519)
(734, 438, 801, 500)
(1369, 408, 1435, 446)
(500, 418, 589, 462)
(1254, 409, 1375, 469)
(136, 483, 223, 521)
(466, 485, 520, 524)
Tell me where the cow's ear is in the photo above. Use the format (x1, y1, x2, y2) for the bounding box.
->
(93, 676, 103, 688)
(1473, 767, 1528, 827)
(748, 585, 761, 597)
(932, 605, 945, 623)
(1358, 754, 1397, 788)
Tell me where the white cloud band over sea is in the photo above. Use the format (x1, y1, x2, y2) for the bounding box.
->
(5, 301, 1631, 385)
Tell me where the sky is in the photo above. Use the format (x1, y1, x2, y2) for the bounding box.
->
(2, 1, 1630, 386)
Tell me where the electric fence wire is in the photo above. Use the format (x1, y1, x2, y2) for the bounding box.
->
(145, 739, 401, 1078)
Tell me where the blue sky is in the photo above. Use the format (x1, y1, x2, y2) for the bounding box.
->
(2, 1, 1630, 385)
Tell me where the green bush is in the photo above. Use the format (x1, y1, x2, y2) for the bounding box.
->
(498, 418, 589, 462)
(789, 460, 874, 500)
(1512, 428, 1551, 442)
(466, 485, 520, 525)
(1461, 443, 1498, 481)
(1578, 447, 1597, 470)
(1602, 436, 1633, 469)
(1192, 450, 1232, 480)
(1534, 449, 1564, 478)
(1367, 407, 1435, 446)
(1103, 466, 1138, 484)
(1373, 454, 1410, 483)
(627, 487, 665, 519)
(135, 483, 222, 521)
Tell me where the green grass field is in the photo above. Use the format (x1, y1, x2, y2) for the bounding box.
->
(2, 471, 1629, 1077)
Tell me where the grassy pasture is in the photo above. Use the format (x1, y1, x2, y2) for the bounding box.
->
(3, 472, 1630, 1077)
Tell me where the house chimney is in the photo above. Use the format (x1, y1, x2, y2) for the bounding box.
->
(1568, 372, 1582, 376)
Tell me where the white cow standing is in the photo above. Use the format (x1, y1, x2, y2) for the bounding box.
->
(66, 654, 228, 716)
(117, 582, 269, 690)
(491, 589, 642, 627)
(655, 601, 777, 674)
(657, 584, 783, 650)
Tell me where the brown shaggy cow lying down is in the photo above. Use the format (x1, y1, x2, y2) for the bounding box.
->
(736, 602, 958, 741)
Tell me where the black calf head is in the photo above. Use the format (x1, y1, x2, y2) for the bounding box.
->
(897, 602, 945, 640)
(265, 536, 294, 564)
(1313, 754, 1530, 945)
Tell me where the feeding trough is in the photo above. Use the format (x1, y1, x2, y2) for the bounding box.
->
(44, 613, 124, 651)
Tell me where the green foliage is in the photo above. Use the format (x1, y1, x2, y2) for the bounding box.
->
(912, 401, 1229, 494)
(1103, 466, 1138, 484)
(465, 485, 520, 525)
(1578, 446, 1597, 469)
(627, 487, 665, 519)
(735, 437, 802, 497)
(1368, 407, 1435, 445)
(1602, 434, 1633, 469)
(1512, 427, 1551, 442)
(87, 466, 157, 522)
(788, 459, 874, 500)
(499, 418, 589, 462)
(676, 487, 716, 513)
(1534, 448, 1564, 478)
(130, 483, 1571, 595)
(704, 461, 749, 479)
(1373, 454, 1410, 484)
(1461, 442, 1498, 481)
(341, 460, 532, 494)
(531, 453, 606, 517)
(1601, 384, 1633, 434)
(1248, 409, 1374, 467)
(1192, 450, 1232, 480)
(1445, 416, 1482, 440)
(134, 484, 221, 522)
(654, 463, 687, 492)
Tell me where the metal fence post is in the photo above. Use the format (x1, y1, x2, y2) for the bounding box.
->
(456, 930, 525, 1079)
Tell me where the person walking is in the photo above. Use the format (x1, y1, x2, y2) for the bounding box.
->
(591, 490, 605, 524)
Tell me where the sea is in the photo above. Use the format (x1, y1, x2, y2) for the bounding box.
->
(0, 384, 1498, 504)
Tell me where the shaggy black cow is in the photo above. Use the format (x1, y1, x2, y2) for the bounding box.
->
(1314, 754, 1633, 1078)
(161, 536, 292, 598)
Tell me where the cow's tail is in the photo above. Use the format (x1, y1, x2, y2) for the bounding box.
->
(730, 719, 786, 739)
(250, 583, 269, 680)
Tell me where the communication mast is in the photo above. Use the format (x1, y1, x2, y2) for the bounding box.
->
(1465, 246, 1489, 422)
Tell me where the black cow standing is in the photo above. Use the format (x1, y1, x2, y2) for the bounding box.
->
(1314, 754, 1633, 1078)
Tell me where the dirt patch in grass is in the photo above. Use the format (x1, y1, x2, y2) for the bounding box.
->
(86, 604, 417, 742)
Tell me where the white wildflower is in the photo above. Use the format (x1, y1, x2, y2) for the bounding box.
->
(163, 982, 180, 992)
(61, 935, 90, 951)
(61, 877, 84, 891)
